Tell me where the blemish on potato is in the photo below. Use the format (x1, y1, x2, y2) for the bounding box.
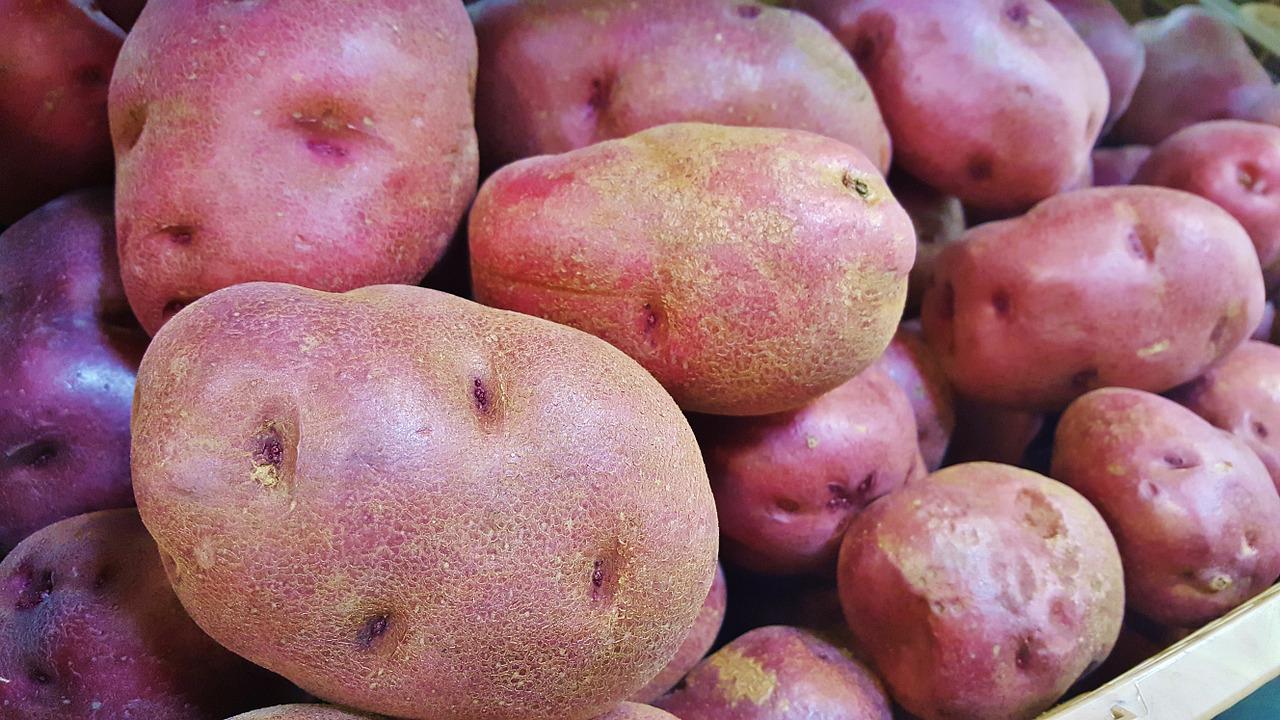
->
(705, 647, 777, 705)
(251, 424, 286, 488)
(991, 289, 1012, 318)
(1015, 637, 1035, 670)
(1016, 489, 1064, 540)
(1137, 340, 1170, 358)
(1162, 452, 1198, 470)
(842, 171, 878, 204)
(13, 566, 53, 611)
(472, 377, 491, 413)
(356, 614, 391, 648)
(966, 153, 995, 182)
(774, 497, 800, 513)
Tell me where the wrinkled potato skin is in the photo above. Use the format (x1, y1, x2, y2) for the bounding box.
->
(0, 510, 292, 719)
(110, 0, 479, 334)
(654, 626, 892, 720)
(1091, 145, 1152, 187)
(229, 706, 384, 720)
(595, 703, 680, 720)
(794, 0, 1107, 213)
(131, 283, 718, 720)
(921, 186, 1265, 410)
(1047, 0, 1145, 127)
(472, 0, 890, 172)
(838, 463, 1124, 720)
(893, 173, 965, 315)
(876, 322, 954, 470)
(0, 190, 147, 556)
(470, 123, 914, 416)
(631, 564, 728, 704)
(1053, 389, 1280, 628)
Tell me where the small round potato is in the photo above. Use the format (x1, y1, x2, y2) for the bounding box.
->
(1091, 145, 1152, 187)
(875, 322, 954, 470)
(631, 564, 727, 703)
(1048, 0, 1145, 127)
(228, 707, 383, 720)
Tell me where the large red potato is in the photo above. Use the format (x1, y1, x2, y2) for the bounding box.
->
(921, 186, 1265, 410)
(110, 0, 479, 334)
(839, 463, 1124, 720)
(0, 510, 293, 719)
(131, 282, 719, 720)
(472, 0, 890, 172)
(794, 0, 1107, 213)
(1091, 145, 1151, 187)
(470, 123, 914, 416)
(1053, 389, 1280, 628)
(630, 564, 727, 704)
(875, 322, 954, 470)
(1048, 0, 1145, 127)
(229, 707, 383, 720)
(0, 190, 147, 556)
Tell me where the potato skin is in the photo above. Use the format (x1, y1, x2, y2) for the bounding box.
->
(131, 282, 719, 720)
(228, 706, 385, 720)
(595, 703, 679, 720)
(875, 322, 954, 470)
(110, 0, 479, 334)
(654, 626, 892, 720)
(0, 190, 147, 556)
(838, 463, 1124, 720)
(921, 186, 1265, 410)
(1091, 145, 1151, 187)
(1047, 0, 1145, 127)
(894, 172, 965, 315)
(630, 564, 728, 703)
(470, 122, 914, 416)
(946, 397, 1044, 467)
(472, 0, 890, 172)
(0, 510, 292, 719)
(794, 0, 1107, 213)
(1052, 389, 1280, 628)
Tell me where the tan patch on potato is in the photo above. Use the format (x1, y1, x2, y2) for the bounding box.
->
(706, 647, 777, 705)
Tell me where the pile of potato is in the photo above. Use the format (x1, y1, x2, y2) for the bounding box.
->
(3, 1, 1280, 719)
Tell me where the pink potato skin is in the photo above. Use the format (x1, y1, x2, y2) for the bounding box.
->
(875, 321, 954, 470)
(472, 0, 891, 173)
(1091, 145, 1152, 187)
(1255, 302, 1276, 341)
(229, 706, 384, 720)
(469, 123, 915, 416)
(110, 0, 479, 335)
(1053, 389, 1280, 628)
(921, 186, 1265, 410)
(654, 626, 892, 720)
(630, 565, 728, 704)
(596, 703, 680, 720)
(0, 510, 293, 719)
(1047, 0, 1145, 127)
(838, 463, 1124, 720)
(794, 0, 1107, 213)
(0, 190, 148, 556)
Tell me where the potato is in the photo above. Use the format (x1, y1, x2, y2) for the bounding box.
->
(839, 463, 1123, 720)
(1047, 0, 1145, 127)
(893, 172, 965, 315)
(228, 707, 384, 720)
(1257, 302, 1277, 341)
(470, 122, 914, 416)
(596, 703, 679, 720)
(0, 510, 293, 719)
(793, 0, 1107, 213)
(630, 564, 727, 703)
(1135, 121, 1280, 289)
(472, 0, 890, 172)
(921, 186, 1265, 410)
(131, 282, 719, 720)
(0, 1, 123, 224)
(109, 0, 479, 334)
(0, 190, 147, 556)
(654, 626, 892, 720)
(1091, 145, 1151, 187)
(1053, 388, 1280, 628)
(946, 397, 1045, 467)
(875, 321, 954, 470)
(1233, 83, 1280, 127)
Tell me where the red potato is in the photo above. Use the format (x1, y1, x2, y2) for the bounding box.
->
(794, 0, 1107, 213)
(1053, 388, 1280, 628)
(946, 396, 1045, 466)
(469, 123, 915, 416)
(893, 172, 966, 315)
(1233, 83, 1280, 127)
(839, 463, 1124, 720)
(875, 322, 954, 470)
(472, 0, 891, 173)
(229, 707, 383, 720)
(1048, 0, 1145, 127)
(631, 564, 728, 704)
(110, 0, 479, 334)
(1258, 302, 1277, 341)
(596, 704, 679, 720)
(921, 186, 1265, 410)
(1091, 145, 1151, 187)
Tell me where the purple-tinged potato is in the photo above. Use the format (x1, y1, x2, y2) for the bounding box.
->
(228, 707, 384, 720)
(472, 0, 891, 173)
(1232, 83, 1280, 127)
(839, 463, 1124, 720)
(596, 703, 679, 720)
(655, 626, 892, 720)
(795, 0, 1107, 213)
(893, 172, 965, 315)
(630, 565, 728, 704)
(1091, 145, 1151, 187)
(0, 190, 147, 557)
(131, 283, 719, 720)
(922, 186, 1265, 410)
(1053, 388, 1280, 628)
(1255, 302, 1276, 341)
(0, 510, 294, 719)
(875, 321, 954, 470)
(110, 0, 479, 335)
(469, 123, 915, 416)
(946, 396, 1045, 467)
(1048, 0, 1145, 127)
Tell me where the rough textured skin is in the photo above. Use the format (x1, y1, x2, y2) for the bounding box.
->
(228, 706, 384, 720)
(110, 0, 479, 334)
(472, 0, 891, 173)
(1091, 145, 1151, 187)
(0, 190, 147, 556)
(875, 322, 954, 470)
(838, 463, 1124, 720)
(630, 564, 727, 704)
(0, 510, 293, 719)
(0, 1, 123, 224)
(1135, 121, 1280, 290)
(131, 283, 719, 720)
(794, 0, 1107, 213)
(470, 123, 915, 416)
(1047, 0, 1144, 127)
(1112, 7, 1272, 145)
(595, 703, 680, 720)
(654, 626, 892, 720)
(1053, 389, 1280, 628)
(921, 186, 1265, 410)
(893, 172, 965, 315)
(946, 397, 1044, 467)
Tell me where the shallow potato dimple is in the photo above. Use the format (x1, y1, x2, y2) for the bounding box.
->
(251, 424, 286, 488)
(1016, 488, 1063, 540)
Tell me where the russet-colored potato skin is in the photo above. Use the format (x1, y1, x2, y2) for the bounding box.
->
(630, 564, 727, 703)
(0, 510, 293, 719)
(131, 282, 719, 720)
(0, 190, 147, 556)
(1091, 145, 1152, 187)
(110, 0, 479, 335)
(471, 0, 891, 173)
(875, 321, 954, 470)
(469, 123, 914, 416)
(1047, 0, 1145, 127)
(595, 703, 679, 720)
(794, 0, 1107, 213)
(228, 706, 385, 720)
(1052, 388, 1280, 628)
(654, 626, 892, 720)
(838, 463, 1124, 720)
(921, 186, 1265, 410)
